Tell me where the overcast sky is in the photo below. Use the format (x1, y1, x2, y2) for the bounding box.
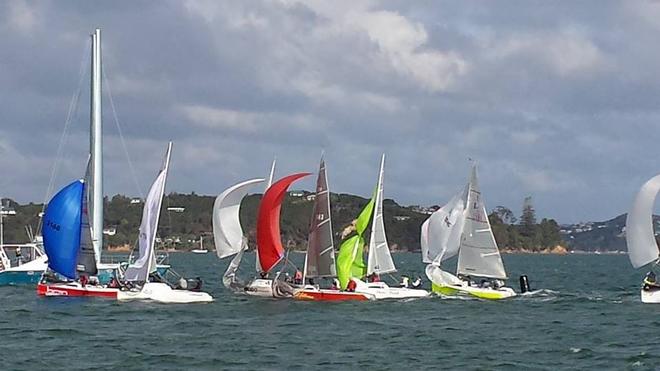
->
(2, 1, 660, 223)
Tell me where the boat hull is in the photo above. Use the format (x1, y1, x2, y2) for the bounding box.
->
(431, 282, 517, 300)
(117, 282, 213, 303)
(0, 270, 43, 285)
(294, 288, 373, 301)
(353, 279, 429, 300)
(641, 287, 660, 303)
(243, 278, 298, 298)
(37, 282, 119, 298)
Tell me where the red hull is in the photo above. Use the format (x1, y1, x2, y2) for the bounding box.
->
(294, 289, 371, 301)
(37, 283, 118, 299)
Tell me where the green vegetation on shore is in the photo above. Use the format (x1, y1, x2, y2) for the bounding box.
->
(1, 193, 561, 252)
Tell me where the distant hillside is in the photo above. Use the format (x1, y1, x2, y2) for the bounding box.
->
(0, 192, 429, 252)
(559, 214, 632, 252)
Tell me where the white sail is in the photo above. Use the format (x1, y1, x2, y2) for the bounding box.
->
(222, 243, 246, 289)
(124, 143, 171, 282)
(213, 178, 265, 259)
(456, 164, 507, 279)
(626, 174, 660, 268)
(367, 154, 396, 275)
(420, 218, 430, 263)
(424, 190, 467, 264)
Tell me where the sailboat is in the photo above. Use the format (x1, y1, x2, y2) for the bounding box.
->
(625, 173, 660, 303)
(116, 143, 212, 303)
(37, 162, 121, 298)
(192, 236, 209, 254)
(243, 172, 311, 297)
(326, 155, 428, 300)
(425, 163, 516, 300)
(294, 156, 374, 301)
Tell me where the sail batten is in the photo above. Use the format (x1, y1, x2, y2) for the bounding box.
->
(626, 174, 660, 268)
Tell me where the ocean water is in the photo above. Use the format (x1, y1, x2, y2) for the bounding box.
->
(1, 253, 657, 370)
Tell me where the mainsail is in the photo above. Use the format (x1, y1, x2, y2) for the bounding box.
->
(213, 178, 265, 259)
(78, 161, 98, 276)
(304, 157, 336, 278)
(124, 143, 171, 282)
(256, 172, 310, 273)
(367, 154, 396, 275)
(626, 173, 660, 268)
(42, 180, 85, 279)
(456, 164, 507, 279)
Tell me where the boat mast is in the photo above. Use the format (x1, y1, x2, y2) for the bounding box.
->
(90, 28, 103, 263)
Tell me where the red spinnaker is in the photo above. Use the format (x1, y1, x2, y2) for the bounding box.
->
(257, 172, 311, 273)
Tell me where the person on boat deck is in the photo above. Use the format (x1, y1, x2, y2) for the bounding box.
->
(80, 274, 88, 287)
(108, 276, 120, 289)
(400, 276, 410, 288)
(15, 247, 22, 265)
(411, 276, 422, 289)
(89, 276, 99, 286)
(177, 277, 188, 290)
(369, 273, 380, 282)
(284, 272, 291, 283)
(260, 272, 269, 279)
(294, 270, 303, 285)
(643, 271, 660, 290)
(493, 279, 503, 289)
(346, 279, 357, 292)
(480, 279, 491, 289)
(308, 278, 315, 286)
(331, 278, 339, 290)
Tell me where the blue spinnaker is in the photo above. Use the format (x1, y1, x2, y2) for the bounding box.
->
(42, 180, 84, 279)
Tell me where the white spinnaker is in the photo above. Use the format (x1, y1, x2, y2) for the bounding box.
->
(456, 164, 507, 279)
(423, 191, 467, 264)
(626, 174, 660, 268)
(213, 178, 265, 259)
(367, 154, 396, 275)
(124, 143, 171, 282)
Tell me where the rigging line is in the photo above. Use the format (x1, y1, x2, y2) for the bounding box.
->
(102, 66, 145, 199)
(41, 40, 91, 217)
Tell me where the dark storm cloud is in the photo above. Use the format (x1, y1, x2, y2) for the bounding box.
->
(2, 0, 660, 223)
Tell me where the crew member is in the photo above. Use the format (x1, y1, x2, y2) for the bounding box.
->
(346, 279, 357, 292)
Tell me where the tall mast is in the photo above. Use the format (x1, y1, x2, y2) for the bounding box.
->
(90, 28, 103, 262)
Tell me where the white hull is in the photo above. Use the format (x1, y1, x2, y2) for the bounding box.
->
(354, 278, 429, 300)
(244, 279, 275, 297)
(641, 288, 660, 303)
(116, 282, 213, 303)
(243, 278, 299, 298)
(191, 249, 208, 254)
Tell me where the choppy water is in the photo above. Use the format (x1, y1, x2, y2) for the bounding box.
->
(1, 253, 658, 370)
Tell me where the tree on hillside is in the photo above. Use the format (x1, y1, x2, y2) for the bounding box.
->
(492, 206, 516, 224)
(519, 196, 537, 238)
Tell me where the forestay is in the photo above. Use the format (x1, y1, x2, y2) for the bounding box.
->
(456, 165, 507, 279)
(305, 157, 336, 278)
(626, 173, 660, 268)
(124, 144, 171, 282)
(367, 154, 396, 275)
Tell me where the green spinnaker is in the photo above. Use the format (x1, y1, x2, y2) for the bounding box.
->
(335, 196, 375, 289)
